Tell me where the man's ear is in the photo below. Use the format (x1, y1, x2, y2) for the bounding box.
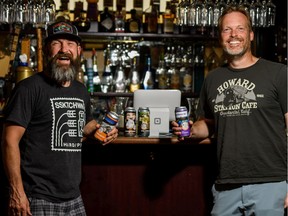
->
(78, 45, 82, 56)
(250, 31, 254, 42)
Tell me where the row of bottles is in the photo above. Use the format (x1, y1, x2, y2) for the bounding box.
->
(79, 41, 213, 95)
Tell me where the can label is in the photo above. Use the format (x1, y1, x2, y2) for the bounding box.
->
(124, 107, 136, 135)
(94, 111, 119, 142)
(175, 107, 190, 137)
(138, 107, 150, 137)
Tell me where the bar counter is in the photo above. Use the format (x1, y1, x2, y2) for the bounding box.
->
(81, 135, 217, 216)
(108, 135, 212, 145)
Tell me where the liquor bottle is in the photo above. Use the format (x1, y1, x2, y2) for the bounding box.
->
(113, 61, 127, 92)
(144, 0, 158, 33)
(126, 9, 141, 33)
(180, 66, 192, 92)
(76, 56, 84, 84)
(128, 57, 140, 92)
(169, 65, 180, 89)
(55, 0, 70, 22)
(16, 54, 34, 83)
(91, 48, 101, 92)
(163, 1, 175, 34)
(141, 55, 154, 90)
(80, 51, 87, 86)
(86, 0, 98, 22)
(99, 7, 115, 32)
(193, 44, 204, 94)
(74, 0, 84, 20)
(164, 45, 172, 69)
(73, 10, 91, 32)
(101, 58, 113, 93)
(156, 59, 167, 89)
(86, 58, 94, 93)
(115, 5, 125, 33)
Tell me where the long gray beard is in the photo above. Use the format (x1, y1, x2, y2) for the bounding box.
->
(51, 63, 77, 85)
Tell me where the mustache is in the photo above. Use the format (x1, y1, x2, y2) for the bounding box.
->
(52, 53, 73, 62)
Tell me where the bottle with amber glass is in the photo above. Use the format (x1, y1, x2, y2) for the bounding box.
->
(128, 57, 140, 92)
(126, 9, 141, 33)
(163, 1, 175, 34)
(144, 0, 158, 33)
(55, 0, 70, 21)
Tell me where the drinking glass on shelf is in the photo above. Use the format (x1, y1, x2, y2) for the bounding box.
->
(1, 0, 11, 24)
(266, 0, 276, 26)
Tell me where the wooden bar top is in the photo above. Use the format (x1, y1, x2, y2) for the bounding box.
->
(110, 135, 213, 145)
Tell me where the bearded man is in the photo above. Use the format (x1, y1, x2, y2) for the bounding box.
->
(1, 21, 118, 216)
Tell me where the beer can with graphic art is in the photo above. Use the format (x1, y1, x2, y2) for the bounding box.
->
(138, 107, 150, 137)
(175, 106, 190, 137)
(94, 111, 119, 142)
(124, 107, 137, 136)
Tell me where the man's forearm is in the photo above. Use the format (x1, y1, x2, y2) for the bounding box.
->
(2, 141, 25, 193)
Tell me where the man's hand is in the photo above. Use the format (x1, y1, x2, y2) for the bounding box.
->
(171, 120, 193, 140)
(8, 186, 32, 216)
(284, 192, 288, 208)
(102, 126, 119, 145)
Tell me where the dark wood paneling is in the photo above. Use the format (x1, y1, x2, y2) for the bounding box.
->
(81, 143, 217, 216)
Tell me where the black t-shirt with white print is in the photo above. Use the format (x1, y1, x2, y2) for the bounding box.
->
(197, 58, 287, 185)
(3, 72, 92, 202)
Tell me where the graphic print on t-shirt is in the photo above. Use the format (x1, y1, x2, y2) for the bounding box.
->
(213, 78, 257, 117)
(50, 97, 86, 152)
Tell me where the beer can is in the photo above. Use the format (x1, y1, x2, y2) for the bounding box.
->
(175, 106, 190, 137)
(124, 107, 136, 136)
(94, 111, 119, 142)
(138, 107, 150, 137)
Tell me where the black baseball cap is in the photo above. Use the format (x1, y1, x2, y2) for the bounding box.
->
(45, 21, 82, 44)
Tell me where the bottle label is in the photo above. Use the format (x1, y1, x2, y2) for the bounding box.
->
(170, 73, 180, 89)
(164, 18, 174, 33)
(129, 21, 139, 32)
(158, 74, 167, 89)
(147, 16, 158, 33)
(87, 68, 94, 93)
(183, 73, 192, 91)
(130, 84, 140, 92)
(101, 18, 113, 30)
